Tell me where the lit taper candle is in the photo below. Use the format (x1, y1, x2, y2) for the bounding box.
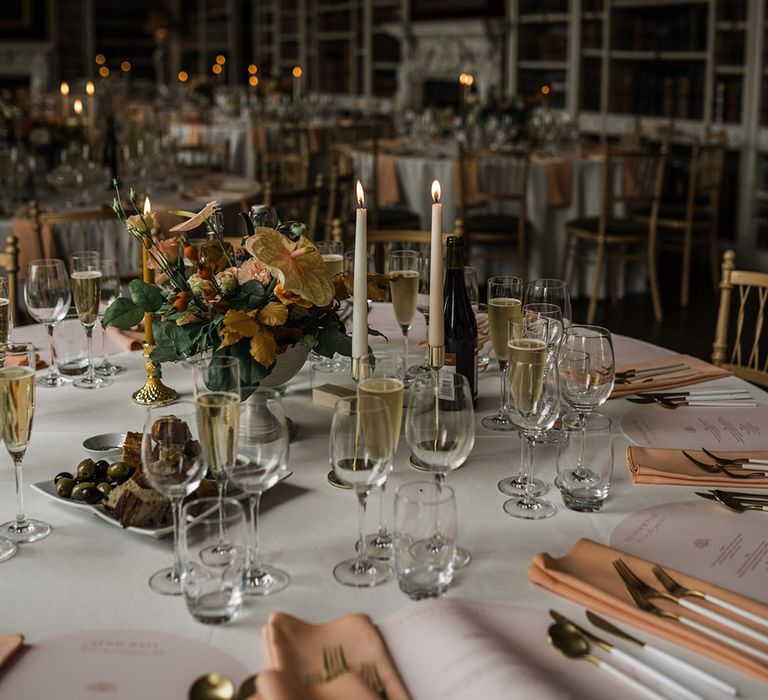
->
(352, 180, 367, 361)
(428, 180, 444, 348)
(142, 196, 155, 346)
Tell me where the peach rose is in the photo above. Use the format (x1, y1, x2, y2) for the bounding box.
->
(237, 257, 272, 286)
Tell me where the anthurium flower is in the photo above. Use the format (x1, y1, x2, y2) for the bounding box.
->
(169, 201, 219, 232)
(245, 227, 334, 307)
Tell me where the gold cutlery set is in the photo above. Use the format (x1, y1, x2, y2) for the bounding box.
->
(615, 363, 697, 385)
(683, 449, 768, 481)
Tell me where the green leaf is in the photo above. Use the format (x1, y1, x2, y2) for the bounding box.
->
(334, 331, 353, 357)
(230, 280, 267, 310)
(128, 279, 164, 313)
(228, 340, 269, 388)
(314, 324, 343, 358)
(149, 322, 183, 363)
(102, 298, 143, 329)
(239, 211, 255, 238)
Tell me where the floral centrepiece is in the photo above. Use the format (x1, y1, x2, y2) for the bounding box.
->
(104, 185, 393, 388)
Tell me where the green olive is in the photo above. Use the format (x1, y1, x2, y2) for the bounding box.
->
(96, 481, 112, 497)
(107, 462, 131, 480)
(55, 477, 74, 498)
(71, 481, 96, 501)
(76, 458, 96, 480)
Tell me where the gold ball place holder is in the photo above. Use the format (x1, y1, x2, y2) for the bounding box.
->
(132, 342, 178, 407)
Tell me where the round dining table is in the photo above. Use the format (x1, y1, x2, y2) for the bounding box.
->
(1, 304, 766, 699)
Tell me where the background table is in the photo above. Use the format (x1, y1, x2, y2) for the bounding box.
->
(1, 305, 766, 698)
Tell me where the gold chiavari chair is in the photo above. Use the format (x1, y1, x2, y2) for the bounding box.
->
(365, 227, 458, 273)
(259, 126, 311, 191)
(0, 234, 19, 325)
(561, 144, 668, 324)
(456, 144, 531, 281)
(263, 173, 324, 240)
(323, 161, 355, 242)
(636, 139, 726, 307)
(712, 250, 768, 388)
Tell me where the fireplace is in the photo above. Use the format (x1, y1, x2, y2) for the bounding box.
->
(383, 19, 507, 109)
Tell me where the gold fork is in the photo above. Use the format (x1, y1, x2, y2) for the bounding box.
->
(652, 565, 768, 631)
(323, 645, 349, 679)
(613, 559, 768, 662)
(360, 662, 387, 698)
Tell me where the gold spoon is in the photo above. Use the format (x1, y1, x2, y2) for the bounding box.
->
(189, 672, 235, 700)
(547, 623, 664, 700)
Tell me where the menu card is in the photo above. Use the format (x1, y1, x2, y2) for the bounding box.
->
(0, 630, 247, 699)
(379, 599, 615, 700)
(611, 500, 768, 604)
(621, 404, 768, 450)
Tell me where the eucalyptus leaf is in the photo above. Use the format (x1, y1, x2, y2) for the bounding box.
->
(128, 279, 164, 313)
(102, 298, 143, 329)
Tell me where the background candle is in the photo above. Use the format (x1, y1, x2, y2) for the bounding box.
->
(60, 81, 70, 117)
(352, 180, 367, 359)
(85, 81, 96, 134)
(428, 180, 444, 347)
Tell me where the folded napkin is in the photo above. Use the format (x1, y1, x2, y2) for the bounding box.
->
(452, 157, 483, 206)
(252, 669, 380, 700)
(627, 447, 768, 487)
(542, 158, 573, 208)
(263, 612, 410, 700)
(0, 634, 23, 670)
(611, 354, 731, 399)
(106, 327, 144, 352)
(3, 352, 46, 370)
(377, 154, 401, 207)
(12, 214, 56, 281)
(528, 538, 768, 682)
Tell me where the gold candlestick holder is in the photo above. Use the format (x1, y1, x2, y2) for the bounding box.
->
(132, 342, 178, 406)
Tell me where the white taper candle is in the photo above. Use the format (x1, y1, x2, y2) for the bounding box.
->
(428, 180, 444, 346)
(352, 180, 368, 359)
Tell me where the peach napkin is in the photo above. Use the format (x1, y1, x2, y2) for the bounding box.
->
(528, 538, 768, 682)
(12, 215, 56, 281)
(106, 327, 145, 352)
(263, 612, 410, 700)
(452, 157, 483, 206)
(0, 634, 23, 670)
(611, 354, 731, 399)
(3, 352, 46, 370)
(377, 154, 401, 207)
(252, 669, 380, 700)
(543, 158, 573, 207)
(627, 447, 768, 487)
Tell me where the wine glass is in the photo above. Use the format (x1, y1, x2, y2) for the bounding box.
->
(141, 403, 206, 595)
(482, 275, 523, 432)
(525, 279, 572, 328)
(387, 251, 420, 375)
(559, 325, 615, 485)
(0, 342, 51, 543)
(0, 276, 12, 368)
(503, 337, 560, 520)
(463, 266, 479, 313)
(405, 371, 475, 567)
(229, 388, 290, 596)
(358, 353, 405, 560)
(330, 394, 394, 587)
(24, 260, 71, 388)
(69, 251, 110, 389)
(408, 256, 432, 379)
(315, 241, 347, 373)
(97, 259, 126, 377)
(193, 355, 241, 562)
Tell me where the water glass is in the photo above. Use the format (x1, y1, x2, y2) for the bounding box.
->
(394, 480, 457, 600)
(180, 497, 247, 624)
(557, 412, 614, 512)
(314, 241, 347, 373)
(97, 259, 126, 377)
(54, 313, 88, 377)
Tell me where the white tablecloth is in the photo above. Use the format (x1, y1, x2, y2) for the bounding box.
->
(2, 305, 766, 698)
(170, 120, 255, 179)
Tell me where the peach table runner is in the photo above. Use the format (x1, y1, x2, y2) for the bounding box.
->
(528, 538, 768, 682)
(626, 447, 768, 487)
(260, 612, 410, 700)
(611, 354, 731, 399)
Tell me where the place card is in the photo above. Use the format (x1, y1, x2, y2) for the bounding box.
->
(378, 599, 614, 700)
(0, 630, 247, 699)
(611, 500, 768, 604)
(621, 404, 768, 450)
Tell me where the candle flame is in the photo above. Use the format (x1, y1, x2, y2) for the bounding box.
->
(143, 196, 151, 215)
(86, 81, 95, 96)
(356, 180, 365, 207)
(431, 180, 441, 203)
(73, 99, 83, 115)
(60, 81, 69, 96)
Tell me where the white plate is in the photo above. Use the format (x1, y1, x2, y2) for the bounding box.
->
(31, 470, 293, 540)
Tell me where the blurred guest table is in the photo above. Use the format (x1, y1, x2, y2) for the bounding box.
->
(1, 304, 766, 698)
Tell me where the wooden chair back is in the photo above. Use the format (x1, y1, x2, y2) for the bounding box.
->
(323, 160, 354, 241)
(0, 235, 19, 326)
(263, 173, 324, 239)
(712, 250, 768, 387)
(366, 228, 455, 273)
(692, 140, 725, 215)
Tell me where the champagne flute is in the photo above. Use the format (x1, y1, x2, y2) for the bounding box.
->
(330, 394, 394, 587)
(387, 251, 420, 374)
(0, 276, 12, 368)
(408, 256, 432, 379)
(193, 355, 240, 563)
(69, 251, 110, 389)
(0, 342, 51, 543)
(97, 259, 126, 377)
(358, 353, 405, 560)
(24, 260, 70, 387)
(559, 326, 615, 485)
(525, 278, 572, 328)
(141, 403, 206, 595)
(405, 372, 475, 567)
(482, 275, 523, 432)
(230, 388, 290, 596)
(315, 241, 346, 373)
(504, 338, 560, 520)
